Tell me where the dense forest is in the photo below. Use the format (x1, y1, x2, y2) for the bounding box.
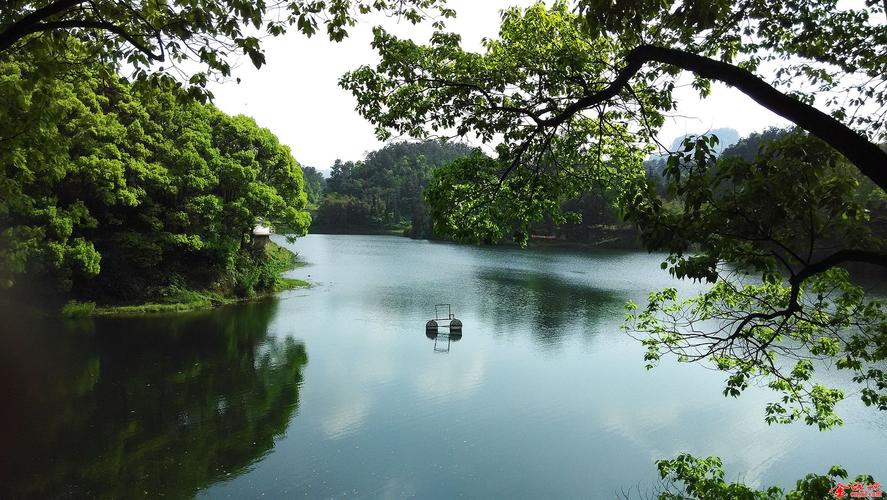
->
(309, 141, 472, 234)
(300, 166, 326, 208)
(0, 56, 311, 312)
(528, 129, 741, 245)
(306, 129, 748, 246)
(303, 130, 734, 245)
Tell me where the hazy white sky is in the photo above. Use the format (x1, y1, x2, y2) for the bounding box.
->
(209, 0, 789, 171)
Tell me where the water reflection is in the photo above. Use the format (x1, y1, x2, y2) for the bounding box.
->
(425, 330, 463, 353)
(0, 300, 307, 499)
(475, 268, 625, 344)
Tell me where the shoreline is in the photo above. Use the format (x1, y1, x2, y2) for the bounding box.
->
(60, 242, 311, 318)
(310, 226, 645, 251)
(87, 278, 310, 317)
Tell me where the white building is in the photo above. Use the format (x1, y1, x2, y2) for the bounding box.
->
(252, 223, 272, 248)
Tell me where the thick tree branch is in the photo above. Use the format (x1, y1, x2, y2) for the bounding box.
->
(637, 46, 887, 191)
(792, 249, 887, 285)
(544, 45, 887, 191)
(728, 249, 887, 340)
(9, 19, 163, 61)
(539, 57, 642, 129)
(0, 0, 86, 53)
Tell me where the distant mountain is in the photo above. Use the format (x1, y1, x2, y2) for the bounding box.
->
(667, 127, 740, 155)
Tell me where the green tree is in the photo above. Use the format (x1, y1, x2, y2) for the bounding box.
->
(314, 140, 472, 233)
(623, 131, 885, 429)
(300, 165, 326, 207)
(0, 55, 311, 302)
(341, 2, 886, 494)
(343, 0, 887, 431)
(314, 192, 373, 229)
(0, 0, 454, 99)
(652, 454, 875, 499)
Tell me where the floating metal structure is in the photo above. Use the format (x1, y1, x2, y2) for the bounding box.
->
(425, 304, 462, 333)
(425, 304, 462, 352)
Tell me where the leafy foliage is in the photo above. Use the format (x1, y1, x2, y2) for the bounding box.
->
(342, 0, 887, 233)
(339, 3, 676, 243)
(343, 0, 887, 429)
(575, 0, 887, 142)
(342, 1, 887, 490)
(623, 131, 886, 430)
(0, 0, 454, 100)
(0, 56, 310, 303)
(424, 150, 592, 245)
(300, 165, 326, 207)
(313, 140, 472, 232)
(655, 453, 873, 499)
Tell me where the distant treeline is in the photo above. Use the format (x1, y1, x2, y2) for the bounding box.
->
(302, 128, 885, 246)
(306, 139, 625, 240)
(306, 141, 473, 235)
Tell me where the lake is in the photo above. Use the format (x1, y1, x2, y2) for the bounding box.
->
(1, 234, 884, 498)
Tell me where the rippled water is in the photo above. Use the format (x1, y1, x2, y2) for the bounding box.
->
(1, 234, 884, 498)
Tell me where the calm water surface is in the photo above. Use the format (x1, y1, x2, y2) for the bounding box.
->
(2, 234, 884, 498)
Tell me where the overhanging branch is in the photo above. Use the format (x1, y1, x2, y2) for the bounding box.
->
(542, 45, 887, 191)
(31, 19, 164, 61)
(792, 249, 887, 285)
(730, 249, 887, 338)
(0, 0, 86, 53)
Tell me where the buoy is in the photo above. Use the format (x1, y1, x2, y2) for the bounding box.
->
(426, 319, 438, 330)
(449, 318, 462, 332)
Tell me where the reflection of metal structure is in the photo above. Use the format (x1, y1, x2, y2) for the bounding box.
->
(425, 304, 463, 352)
(426, 330, 463, 353)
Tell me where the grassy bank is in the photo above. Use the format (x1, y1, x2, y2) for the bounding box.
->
(309, 224, 409, 236)
(63, 241, 310, 318)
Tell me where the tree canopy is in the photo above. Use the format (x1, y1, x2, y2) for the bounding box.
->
(300, 165, 326, 207)
(342, 0, 887, 431)
(2, 0, 885, 495)
(342, 0, 887, 189)
(312, 140, 472, 232)
(0, 55, 310, 302)
(0, 0, 454, 99)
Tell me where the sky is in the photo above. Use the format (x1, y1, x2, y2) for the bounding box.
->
(208, 0, 790, 172)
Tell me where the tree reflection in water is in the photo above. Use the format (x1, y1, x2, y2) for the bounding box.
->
(0, 299, 307, 499)
(475, 268, 624, 344)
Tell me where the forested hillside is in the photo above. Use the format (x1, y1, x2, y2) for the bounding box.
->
(300, 166, 326, 208)
(304, 127, 881, 250)
(311, 141, 472, 233)
(306, 130, 751, 245)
